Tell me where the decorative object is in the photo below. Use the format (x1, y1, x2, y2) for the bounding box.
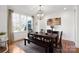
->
(40, 29, 45, 33)
(50, 26, 54, 31)
(0, 32, 6, 41)
(0, 32, 6, 36)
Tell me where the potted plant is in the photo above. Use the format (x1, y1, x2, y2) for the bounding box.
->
(0, 32, 6, 40)
(0, 32, 6, 35)
(0, 32, 6, 36)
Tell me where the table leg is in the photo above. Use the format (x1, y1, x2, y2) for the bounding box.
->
(45, 48, 48, 53)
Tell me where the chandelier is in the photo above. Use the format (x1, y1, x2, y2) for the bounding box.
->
(36, 5, 45, 20)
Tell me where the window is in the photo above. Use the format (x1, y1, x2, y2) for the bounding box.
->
(12, 12, 33, 32)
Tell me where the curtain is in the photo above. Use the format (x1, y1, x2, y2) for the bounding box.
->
(7, 9, 14, 45)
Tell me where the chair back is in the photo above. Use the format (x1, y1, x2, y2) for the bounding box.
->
(53, 31, 63, 52)
(52, 31, 59, 34)
(47, 30, 52, 33)
(59, 31, 63, 48)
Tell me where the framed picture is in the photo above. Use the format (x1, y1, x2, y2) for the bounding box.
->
(47, 17, 61, 26)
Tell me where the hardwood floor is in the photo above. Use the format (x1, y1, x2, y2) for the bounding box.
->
(0, 47, 6, 53)
(8, 43, 25, 53)
(8, 40, 79, 53)
(76, 48, 79, 53)
(14, 40, 45, 53)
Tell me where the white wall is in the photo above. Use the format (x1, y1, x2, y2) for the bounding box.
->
(0, 5, 7, 33)
(0, 5, 8, 41)
(77, 6, 79, 47)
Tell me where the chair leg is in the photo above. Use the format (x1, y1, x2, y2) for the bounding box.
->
(45, 48, 48, 53)
(24, 39, 26, 46)
(49, 46, 53, 53)
(28, 40, 30, 44)
(60, 48, 62, 53)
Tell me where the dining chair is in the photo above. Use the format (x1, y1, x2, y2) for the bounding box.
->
(47, 30, 52, 36)
(58, 31, 63, 52)
(47, 30, 52, 33)
(53, 31, 63, 53)
(52, 31, 59, 47)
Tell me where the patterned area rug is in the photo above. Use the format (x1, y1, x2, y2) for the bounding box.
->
(13, 40, 76, 53)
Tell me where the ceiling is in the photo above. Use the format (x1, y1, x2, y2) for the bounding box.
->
(8, 5, 75, 16)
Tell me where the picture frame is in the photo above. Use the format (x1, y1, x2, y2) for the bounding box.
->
(47, 17, 61, 26)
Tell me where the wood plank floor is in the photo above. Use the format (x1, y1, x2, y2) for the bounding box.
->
(76, 48, 79, 53)
(8, 44, 25, 53)
(9, 40, 45, 53)
(8, 40, 79, 53)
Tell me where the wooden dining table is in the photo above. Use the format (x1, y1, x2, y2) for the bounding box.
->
(24, 32, 58, 53)
(29, 32, 57, 38)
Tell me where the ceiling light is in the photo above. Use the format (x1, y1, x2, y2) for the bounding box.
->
(36, 5, 45, 20)
(37, 14, 44, 17)
(64, 8, 67, 10)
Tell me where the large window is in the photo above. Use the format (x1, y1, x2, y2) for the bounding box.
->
(12, 12, 33, 32)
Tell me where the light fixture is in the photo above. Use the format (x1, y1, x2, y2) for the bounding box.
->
(64, 7, 67, 10)
(36, 5, 45, 20)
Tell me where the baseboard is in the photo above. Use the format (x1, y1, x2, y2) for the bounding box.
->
(14, 38, 24, 43)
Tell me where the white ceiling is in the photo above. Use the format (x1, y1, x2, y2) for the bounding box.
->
(8, 5, 75, 16)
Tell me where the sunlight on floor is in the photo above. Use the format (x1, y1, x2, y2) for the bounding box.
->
(9, 43, 25, 53)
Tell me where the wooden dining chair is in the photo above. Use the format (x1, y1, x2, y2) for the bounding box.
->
(58, 31, 63, 51)
(52, 31, 59, 47)
(53, 31, 63, 53)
